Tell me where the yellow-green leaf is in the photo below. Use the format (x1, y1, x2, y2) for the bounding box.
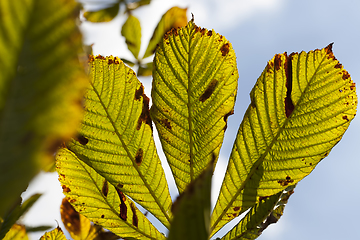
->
(210, 44, 358, 236)
(83, 3, 120, 23)
(0, 0, 88, 217)
(3, 224, 28, 240)
(56, 148, 165, 240)
(142, 7, 187, 59)
(151, 20, 238, 192)
(65, 56, 172, 228)
(40, 227, 66, 240)
(121, 14, 141, 59)
(168, 161, 213, 240)
(221, 186, 294, 240)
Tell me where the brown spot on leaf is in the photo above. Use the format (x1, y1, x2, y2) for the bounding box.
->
(136, 92, 152, 130)
(108, 58, 114, 64)
(259, 196, 270, 201)
(130, 202, 138, 227)
(274, 54, 282, 71)
(325, 43, 334, 56)
(102, 180, 109, 197)
(60, 198, 80, 235)
(223, 109, 234, 131)
(342, 115, 349, 121)
(101, 215, 104, 218)
(334, 63, 342, 69)
(233, 207, 240, 211)
(342, 70, 350, 80)
(135, 148, 143, 166)
(199, 79, 218, 102)
(207, 30, 213, 37)
(200, 28, 206, 36)
(350, 82, 356, 90)
(278, 176, 294, 186)
(160, 119, 171, 129)
(135, 84, 144, 100)
(96, 55, 106, 60)
(75, 134, 88, 145)
(117, 183, 124, 188)
(69, 199, 76, 203)
(220, 43, 230, 56)
(116, 188, 127, 221)
(285, 53, 295, 118)
(62, 185, 71, 193)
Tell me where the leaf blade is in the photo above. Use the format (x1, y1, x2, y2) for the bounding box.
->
(121, 14, 141, 59)
(151, 20, 238, 192)
(211, 45, 358, 235)
(0, 0, 87, 217)
(66, 56, 172, 228)
(56, 148, 166, 240)
(83, 3, 120, 23)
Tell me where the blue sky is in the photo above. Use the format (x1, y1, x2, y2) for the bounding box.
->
(22, 0, 360, 239)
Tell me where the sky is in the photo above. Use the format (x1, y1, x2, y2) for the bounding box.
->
(21, 0, 360, 239)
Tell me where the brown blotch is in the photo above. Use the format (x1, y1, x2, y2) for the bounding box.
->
(334, 63, 342, 69)
(324, 152, 328, 157)
(232, 213, 238, 217)
(325, 43, 334, 58)
(102, 180, 109, 197)
(199, 79, 218, 102)
(220, 43, 230, 56)
(274, 54, 282, 71)
(223, 109, 234, 131)
(60, 198, 80, 234)
(108, 58, 114, 64)
(278, 176, 294, 187)
(135, 84, 144, 101)
(207, 30, 213, 37)
(342, 70, 350, 80)
(88, 55, 95, 62)
(75, 134, 88, 145)
(233, 206, 240, 211)
(116, 188, 127, 221)
(136, 92, 152, 130)
(117, 183, 124, 188)
(69, 199, 76, 203)
(95, 55, 106, 60)
(62, 185, 71, 193)
(135, 148, 143, 166)
(342, 115, 349, 121)
(130, 202, 138, 227)
(200, 28, 206, 36)
(160, 119, 171, 130)
(350, 82, 356, 90)
(101, 215, 104, 218)
(285, 53, 295, 118)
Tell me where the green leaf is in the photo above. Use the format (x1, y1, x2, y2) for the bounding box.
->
(121, 14, 141, 59)
(210, 44, 358, 236)
(167, 161, 213, 240)
(137, 62, 153, 77)
(151, 20, 238, 192)
(40, 227, 66, 240)
(121, 58, 136, 67)
(221, 186, 294, 240)
(64, 56, 172, 228)
(3, 224, 28, 240)
(0, 194, 41, 239)
(142, 7, 188, 59)
(0, 0, 87, 217)
(83, 3, 120, 23)
(56, 148, 166, 240)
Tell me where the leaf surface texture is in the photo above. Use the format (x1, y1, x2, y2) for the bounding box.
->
(65, 56, 172, 228)
(151, 20, 238, 192)
(210, 45, 358, 235)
